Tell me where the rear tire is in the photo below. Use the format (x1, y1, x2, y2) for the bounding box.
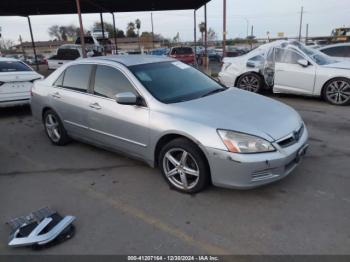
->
(236, 73, 263, 93)
(43, 110, 70, 146)
(158, 138, 210, 194)
(322, 77, 350, 106)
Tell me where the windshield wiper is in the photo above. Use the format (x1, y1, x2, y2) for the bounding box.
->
(200, 88, 226, 98)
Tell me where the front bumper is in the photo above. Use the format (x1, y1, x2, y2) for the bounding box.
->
(206, 127, 309, 189)
(218, 71, 236, 88)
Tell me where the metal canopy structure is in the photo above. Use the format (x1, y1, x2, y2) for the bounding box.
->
(0, 0, 210, 16)
(0, 0, 214, 69)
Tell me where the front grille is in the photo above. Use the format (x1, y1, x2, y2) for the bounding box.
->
(251, 170, 278, 182)
(277, 124, 304, 148)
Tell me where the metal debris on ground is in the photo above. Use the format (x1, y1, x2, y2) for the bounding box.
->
(6, 207, 75, 248)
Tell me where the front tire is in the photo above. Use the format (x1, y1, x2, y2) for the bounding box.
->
(236, 73, 263, 93)
(322, 78, 350, 106)
(158, 138, 210, 194)
(43, 110, 70, 145)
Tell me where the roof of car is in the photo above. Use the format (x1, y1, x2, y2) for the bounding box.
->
(0, 57, 19, 62)
(90, 55, 176, 66)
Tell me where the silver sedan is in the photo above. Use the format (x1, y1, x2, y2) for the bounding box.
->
(31, 55, 308, 193)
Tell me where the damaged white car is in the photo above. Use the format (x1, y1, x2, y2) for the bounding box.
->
(219, 40, 350, 105)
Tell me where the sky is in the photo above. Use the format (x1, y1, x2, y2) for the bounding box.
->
(0, 0, 349, 44)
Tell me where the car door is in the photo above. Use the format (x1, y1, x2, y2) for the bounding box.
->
(50, 64, 95, 137)
(87, 64, 150, 159)
(273, 48, 316, 94)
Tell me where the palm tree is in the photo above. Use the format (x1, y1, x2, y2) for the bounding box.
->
(135, 19, 141, 51)
(199, 22, 206, 44)
(126, 22, 136, 37)
(135, 19, 141, 36)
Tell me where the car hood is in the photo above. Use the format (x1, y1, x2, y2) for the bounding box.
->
(166, 88, 302, 142)
(324, 61, 350, 70)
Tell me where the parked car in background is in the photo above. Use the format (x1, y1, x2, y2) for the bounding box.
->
(208, 48, 222, 62)
(31, 55, 308, 193)
(148, 48, 169, 56)
(26, 54, 47, 65)
(169, 46, 195, 65)
(0, 58, 43, 107)
(318, 43, 350, 62)
(219, 40, 350, 105)
(75, 35, 103, 55)
(92, 28, 109, 39)
(47, 44, 93, 70)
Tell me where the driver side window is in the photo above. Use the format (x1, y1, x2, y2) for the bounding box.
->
(275, 48, 304, 64)
(93, 65, 136, 99)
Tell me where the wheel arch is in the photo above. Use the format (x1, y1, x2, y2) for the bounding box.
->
(321, 76, 350, 99)
(153, 133, 211, 174)
(234, 71, 266, 87)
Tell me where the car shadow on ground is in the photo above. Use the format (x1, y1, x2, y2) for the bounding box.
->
(0, 105, 32, 118)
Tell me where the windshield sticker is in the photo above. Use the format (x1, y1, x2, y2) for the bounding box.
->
(172, 61, 190, 70)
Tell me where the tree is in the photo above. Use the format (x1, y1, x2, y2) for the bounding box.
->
(135, 19, 141, 36)
(126, 22, 137, 37)
(48, 25, 61, 40)
(198, 22, 206, 44)
(140, 31, 152, 37)
(172, 32, 180, 43)
(48, 24, 78, 41)
(208, 28, 217, 41)
(0, 38, 15, 50)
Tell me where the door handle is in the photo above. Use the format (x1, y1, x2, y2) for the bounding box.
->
(51, 92, 61, 98)
(89, 102, 102, 110)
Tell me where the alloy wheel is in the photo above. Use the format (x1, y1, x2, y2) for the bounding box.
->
(162, 148, 200, 190)
(238, 75, 260, 92)
(325, 80, 350, 105)
(45, 113, 61, 142)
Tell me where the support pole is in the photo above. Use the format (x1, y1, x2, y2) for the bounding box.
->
(194, 9, 197, 67)
(100, 13, 106, 55)
(151, 12, 155, 49)
(204, 4, 208, 69)
(111, 12, 118, 53)
(222, 0, 226, 58)
(305, 23, 309, 44)
(27, 16, 39, 71)
(75, 0, 86, 58)
(298, 6, 304, 42)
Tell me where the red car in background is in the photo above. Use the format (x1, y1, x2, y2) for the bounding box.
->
(169, 46, 195, 65)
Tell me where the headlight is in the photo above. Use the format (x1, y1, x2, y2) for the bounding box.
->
(217, 129, 275, 153)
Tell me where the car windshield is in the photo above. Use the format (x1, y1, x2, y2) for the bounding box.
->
(290, 42, 337, 65)
(0, 61, 32, 72)
(129, 61, 226, 104)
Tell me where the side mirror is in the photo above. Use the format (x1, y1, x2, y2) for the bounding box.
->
(115, 92, 140, 105)
(297, 59, 309, 67)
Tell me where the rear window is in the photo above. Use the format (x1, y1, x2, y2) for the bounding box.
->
(76, 37, 95, 44)
(0, 61, 32, 72)
(171, 47, 193, 55)
(55, 49, 81, 60)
